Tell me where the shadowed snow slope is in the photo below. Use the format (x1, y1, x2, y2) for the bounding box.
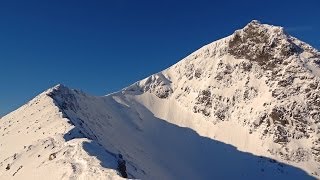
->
(1, 21, 320, 179)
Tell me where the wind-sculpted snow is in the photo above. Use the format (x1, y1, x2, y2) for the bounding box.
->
(0, 86, 122, 179)
(1, 21, 320, 179)
(124, 20, 320, 177)
(125, 73, 173, 98)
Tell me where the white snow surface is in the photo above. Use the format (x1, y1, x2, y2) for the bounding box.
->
(1, 20, 320, 179)
(0, 88, 123, 179)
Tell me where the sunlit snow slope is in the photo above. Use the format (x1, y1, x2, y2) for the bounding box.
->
(1, 20, 320, 179)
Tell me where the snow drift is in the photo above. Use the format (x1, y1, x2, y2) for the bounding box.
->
(1, 20, 319, 179)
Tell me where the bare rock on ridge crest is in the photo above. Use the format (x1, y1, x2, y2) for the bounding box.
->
(228, 20, 302, 70)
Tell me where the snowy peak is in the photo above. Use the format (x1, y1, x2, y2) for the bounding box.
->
(2, 21, 320, 179)
(48, 83, 69, 92)
(125, 73, 173, 99)
(46, 84, 90, 114)
(46, 84, 74, 97)
(125, 20, 320, 177)
(228, 20, 303, 70)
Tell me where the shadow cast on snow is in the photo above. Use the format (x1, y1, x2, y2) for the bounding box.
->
(49, 89, 314, 180)
(118, 98, 313, 180)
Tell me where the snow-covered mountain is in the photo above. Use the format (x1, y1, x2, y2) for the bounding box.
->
(1, 20, 319, 179)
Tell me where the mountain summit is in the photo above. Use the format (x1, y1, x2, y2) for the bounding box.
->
(1, 21, 319, 179)
(229, 20, 317, 69)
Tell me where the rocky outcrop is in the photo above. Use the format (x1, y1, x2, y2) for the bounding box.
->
(228, 20, 302, 70)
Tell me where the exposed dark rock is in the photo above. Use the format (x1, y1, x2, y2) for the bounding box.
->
(240, 61, 252, 71)
(278, 76, 295, 87)
(194, 68, 202, 78)
(49, 153, 57, 160)
(193, 89, 212, 116)
(228, 20, 302, 70)
(270, 107, 288, 126)
(117, 154, 128, 178)
(5, 164, 10, 170)
(274, 126, 288, 143)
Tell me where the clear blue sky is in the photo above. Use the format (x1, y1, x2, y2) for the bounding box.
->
(1, 0, 319, 116)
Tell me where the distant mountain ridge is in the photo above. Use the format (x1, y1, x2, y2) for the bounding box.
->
(1, 20, 319, 179)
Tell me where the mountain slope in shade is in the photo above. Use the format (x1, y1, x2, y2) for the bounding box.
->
(1, 85, 313, 179)
(1, 20, 320, 179)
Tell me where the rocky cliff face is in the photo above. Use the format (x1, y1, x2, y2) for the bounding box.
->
(126, 20, 320, 172)
(1, 21, 320, 179)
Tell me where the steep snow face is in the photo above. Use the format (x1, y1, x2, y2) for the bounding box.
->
(1, 21, 320, 179)
(0, 85, 123, 180)
(124, 20, 320, 177)
(3, 84, 312, 179)
(1, 86, 315, 180)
